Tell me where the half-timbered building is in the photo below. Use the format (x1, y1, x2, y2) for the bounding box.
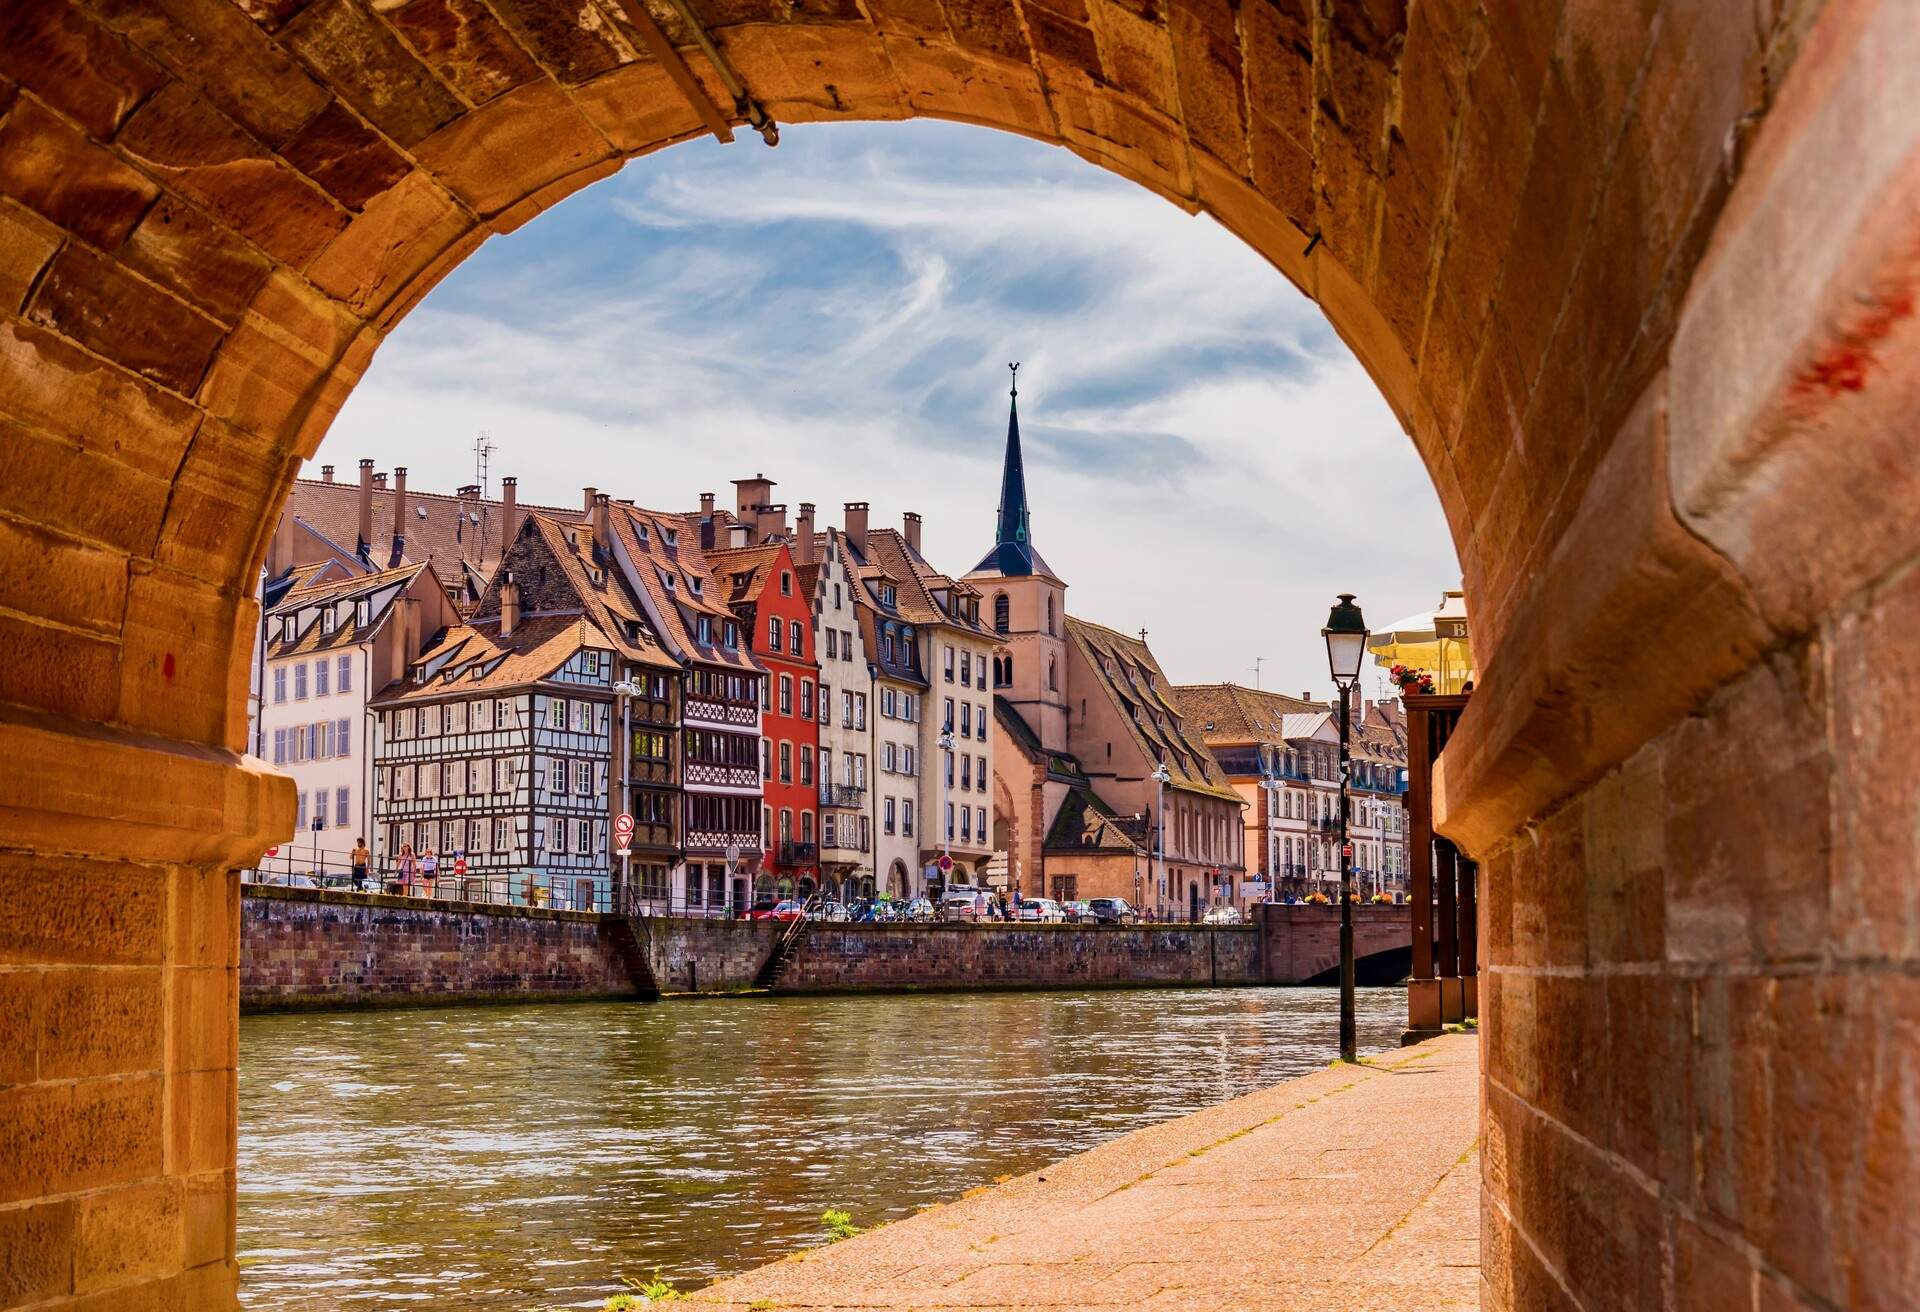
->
(369, 508, 681, 910)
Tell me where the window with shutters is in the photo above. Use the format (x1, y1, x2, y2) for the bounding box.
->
(315, 659, 330, 697)
(294, 663, 308, 699)
(335, 788, 349, 826)
(273, 667, 286, 704)
(574, 760, 592, 794)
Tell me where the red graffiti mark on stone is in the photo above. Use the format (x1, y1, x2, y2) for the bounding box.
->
(1791, 287, 1916, 398)
(163, 652, 176, 681)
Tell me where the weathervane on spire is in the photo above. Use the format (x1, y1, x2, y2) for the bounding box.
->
(1009, 361, 1020, 398)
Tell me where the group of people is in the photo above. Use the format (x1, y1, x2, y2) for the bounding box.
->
(343, 837, 442, 897)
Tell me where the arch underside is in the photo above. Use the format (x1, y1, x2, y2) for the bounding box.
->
(5, 1, 1920, 1310)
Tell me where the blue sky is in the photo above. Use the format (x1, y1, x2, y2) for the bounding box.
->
(318, 120, 1457, 700)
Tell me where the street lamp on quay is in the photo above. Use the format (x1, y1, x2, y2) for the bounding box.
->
(614, 678, 641, 913)
(1150, 761, 1171, 919)
(937, 726, 956, 895)
(1322, 593, 1369, 1064)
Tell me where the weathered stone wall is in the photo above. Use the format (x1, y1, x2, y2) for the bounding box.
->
(634, 914, 780, 994)
(240, 886, 641, 1010)
(1253, 904, 1410, 985)
(776, 922, 1262, 992)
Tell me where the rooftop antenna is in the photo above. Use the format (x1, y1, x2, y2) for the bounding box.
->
(473, 431, 496, 499)
(1251, 656, 1269, 688)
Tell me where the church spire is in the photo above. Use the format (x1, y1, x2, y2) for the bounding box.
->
(995, 362, 1030, 553)
(971, 362, 1052, 578)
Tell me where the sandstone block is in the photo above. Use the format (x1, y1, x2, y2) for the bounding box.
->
(281, 100, 412, 210)
(74, 1178, 184, 1294)
(167, 1068, 235, 1177)
(38, 967, 165, 1081)
(283, 0, 466, 146)
(0, 1197, 74, 1304)
(411, 78, 613, 217)
(167, 966, 237, 1074)
(121, 195, 276, 328)
(27, 242, 226, 395)
(386, 0, 542, 106)
(0, 96, 158, 247)
(0, 0, 163, 139)
(87, 0, 332, 148)
(487, 0, 631, 84)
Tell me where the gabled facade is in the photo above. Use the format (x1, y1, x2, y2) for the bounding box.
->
(605, 500, 765, 913)
(810, 526, 881, 898)
(706, 538, 821, 898)
(370, 509, 681, 910)
(260, 561, 456, 872)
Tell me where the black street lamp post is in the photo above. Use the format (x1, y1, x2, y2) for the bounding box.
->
(1322, 593, 1369, 1063)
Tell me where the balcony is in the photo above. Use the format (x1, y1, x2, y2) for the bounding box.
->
(819, 782, 865, 808)
(777, 840, 818, 865)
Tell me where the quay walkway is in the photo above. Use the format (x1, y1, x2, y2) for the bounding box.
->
(691, 1032, 1481, 1311)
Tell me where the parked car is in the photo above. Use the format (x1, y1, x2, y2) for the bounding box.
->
(940, 890, 985, 921)
(1084, 897, 1137, 925)
(747, 899, 807, 922)
(1017, 898, 1067, 922)
(902, 898, 936, 922)
(1060, 900, 1092, 923)
(1202, 905, 1243, 925)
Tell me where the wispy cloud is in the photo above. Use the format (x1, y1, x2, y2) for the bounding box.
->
(319, 120, 1455, 698)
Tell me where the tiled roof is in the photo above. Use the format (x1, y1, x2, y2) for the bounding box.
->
(702, 544, 787, 607)
(1168, 683, 1322, 745)
(266, 561, 434, 658)
(1064, 616, 1240, 803)
(1044, 785, 1146, 855)
(472, 511, 679, 673)
(994, 696, 1087, 783)
(861, 528, 993, 638)
(370, 615, 612, 706)
(281, 474, 573, 582)
(604, 503, 764, 673)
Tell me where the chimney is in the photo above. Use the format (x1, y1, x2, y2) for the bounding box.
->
(732, 473, 774, 522)
(730, 522, 752, 548)
(373, 472, 388, 490)
(795, 503, 815, 564)
(321, 464, 335, 484)
(500, 572, 520, 638)
(583, 485, 598, 513)
(757, 501, 788, 541)
(699, 492, 715, 516)
(501, 476, 520, 545)
(592, 492, 611, 560)
(843, 501, 869, 555)
(357, 459, 374, 552)
(390, 466, 409, 564)
(903, 510, 922, 555)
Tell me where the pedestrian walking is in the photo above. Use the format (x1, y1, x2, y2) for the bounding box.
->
(396, 842, 417, 895)
(420, 845, 438, 899)
(350, 837, 371, 892)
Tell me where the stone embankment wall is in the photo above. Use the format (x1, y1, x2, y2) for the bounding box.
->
(777, 922, 1261, 992)
(634, 914, 781, 993)
(241, 885, 643, 1011)
(242, 890, 1411, 1008)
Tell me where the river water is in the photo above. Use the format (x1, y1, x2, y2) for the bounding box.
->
(239, 986, 1406, 1309)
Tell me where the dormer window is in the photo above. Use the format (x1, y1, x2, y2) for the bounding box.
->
(690, 578, 703, 596)
(881, 584, 896, 607)
(355, 599, 370, 627)
(664, 528, 678, 547)
(321, 609, 336, 634)
(723, 622, 737, 649)
(697, 616, 712, 645)
(637, 524, 650, 545)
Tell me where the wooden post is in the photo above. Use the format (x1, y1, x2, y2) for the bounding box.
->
(1402, 693, 1469, 1042)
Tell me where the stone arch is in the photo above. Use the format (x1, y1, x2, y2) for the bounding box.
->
(2, 3, 1916, 1308)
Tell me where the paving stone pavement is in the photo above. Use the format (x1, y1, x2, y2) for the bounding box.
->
(687, 1032, 1481, 1311)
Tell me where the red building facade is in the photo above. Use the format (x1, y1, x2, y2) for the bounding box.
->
(707, 540, 820, 898)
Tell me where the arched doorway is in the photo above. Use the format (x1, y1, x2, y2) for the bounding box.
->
(0, 4, 1908, 1308)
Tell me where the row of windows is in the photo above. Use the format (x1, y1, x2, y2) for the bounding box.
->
(941, 645, 989, 686)
(765, 616, 807, 657)
(387, 697, 519, 739)
(822, 626, 855, 660)
(688, 792, 757, 835)
(294, 786, 352, 830)
(941, 698, 989, 741)
(881, 796, 915, 836)
(687, 667, 759, 704)
(686, 728, 756, 767)
(945, 803, 989, 845)
(276, 598, 370, 646)
(822, 812, 869, 849)
(879, 740, 917, 776)
(387, 757, 518, 800)
(880, 688, 919, 722)
(943, 752, 989, 793)
(271, 654, 354, 705)
(273, 718, 351, 765)
(988, 591, 1057, 637)
(390, 817, 511, 858)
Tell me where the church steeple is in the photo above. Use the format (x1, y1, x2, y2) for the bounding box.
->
(996, 363, 1030, 551)
(974, 363, 1051, 577)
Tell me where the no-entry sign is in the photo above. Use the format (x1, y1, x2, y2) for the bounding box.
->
(454, 857, 467, 877)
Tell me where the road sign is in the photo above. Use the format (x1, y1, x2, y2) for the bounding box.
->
(617, 846, 631, 858)
(614, 812, 634, 839)
(454, 857, 467, 877)
(937, 853, 953, 872)
(264, 846, 279, 859)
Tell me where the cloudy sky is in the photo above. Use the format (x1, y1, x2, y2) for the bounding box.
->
(316, 120, 1458, 701)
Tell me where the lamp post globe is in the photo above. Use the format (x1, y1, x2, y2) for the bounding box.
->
(1322, 593, 1368, 1063)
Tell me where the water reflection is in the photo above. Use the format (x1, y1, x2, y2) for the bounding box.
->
(239, 986, 1406, 1309)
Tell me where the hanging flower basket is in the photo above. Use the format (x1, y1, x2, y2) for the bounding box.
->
(1388, 663, 1437, 695)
